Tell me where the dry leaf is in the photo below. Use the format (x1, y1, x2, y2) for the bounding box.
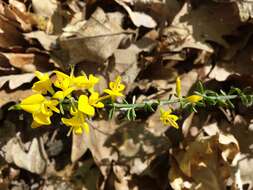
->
(25, 31, 58, 51)
(114, 0, 157, 28)
(0, 14, 27, 49)
(236, 1, 253, 23)
(3, 137, 46, 174)
(32, 0, 58, 18)
(71, 132, 88, 163)
(170, 1, 241, 49)
(169, 124, 240, 190)
(0, 88, 33, 107)
(53, 8, 127, 66)
(0, 73, 35, 90)
(0, 53, 50, 72)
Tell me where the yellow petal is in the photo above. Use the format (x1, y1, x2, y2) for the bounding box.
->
(62, 116, 79, 127)
(176, 77, 181, 97)
(32, 80, 51, 94)
(35, 71, 45, 80)
(46, 100, 60, 113)
(63, 87, 74, 97)
(94, 102, 104, 108)
(54, 71, 69, 79)
(168, 114, 179, 121)
(31, 120, 42, 128)
(78, 95, 95, 116)
(83, 122, 89, 134)
(73, 126, 83, 134)
(186, 95, 203, 103)
(53, 91, 64, 100)
(20, 94, 45, 113)
(109, 81, 115, 90)
(33, 112, 51, 125)
(167, 118, 179, 129)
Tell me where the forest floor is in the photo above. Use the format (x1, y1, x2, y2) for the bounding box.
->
(0, 0, 253, 189)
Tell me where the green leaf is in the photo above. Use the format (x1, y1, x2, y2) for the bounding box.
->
(109, 106, 115, 119)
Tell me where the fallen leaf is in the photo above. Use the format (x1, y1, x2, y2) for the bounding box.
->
(25, 31, 58, 51)
(53, 8, 127, 66)
(71, 132, 88, 163)
(114, 0, 157, 28)
(169, 1, 241, 50)
(3, 137, 46, 174)
(236, 1, 253, 23)
(0, 88, 33, 107)
(32, 0, 58, 18)
(0, 73, 35, 90)
(0, 53, 50, 72)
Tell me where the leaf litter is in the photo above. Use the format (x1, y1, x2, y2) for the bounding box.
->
(0, 0, 253, 190)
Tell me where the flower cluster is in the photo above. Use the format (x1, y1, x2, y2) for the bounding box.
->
(159, 77, 203, 129)
(19, 70, 239, 135)
(19, 71, 125, 135)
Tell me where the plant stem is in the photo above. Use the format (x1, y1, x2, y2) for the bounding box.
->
(108, 94, 241, 110)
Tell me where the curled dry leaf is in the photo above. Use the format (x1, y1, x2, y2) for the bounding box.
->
(165, 1, 242, 53)
(113, 36, 157, 91)
(236, 1, 253, 23)
(0, 13, 27, 49)
(0, 88, 33, 107)
(3, 137, 46, 174)
(53, 8, 127, 66)
(32, 0, 58, 18)
(24, 31, 58, 51)
(0, 53, 50, 72)
(71, 131, 88, 163)
(0, 73, 35, 90)
(114, 0, 157, 28)
(169, 127, 240, 190)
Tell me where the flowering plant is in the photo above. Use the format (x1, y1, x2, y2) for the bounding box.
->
(13, 69, 253, 135)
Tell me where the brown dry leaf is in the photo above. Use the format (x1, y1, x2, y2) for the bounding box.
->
(114, 0, 157, 28)
(168, 1, 241, 50)
(218, 118, 253, 189)
(32, 0, 58, 18)
(24, 31, 58, 51)
(236, 1, 253, 23)
(83, 120, 170, 189)
(169, 127, 240, 190)
(6, 4, 35, 32)
(71, 132, 88, 163)
(0, 73, 35, 90)
(3, 137, 46, 174)
(0, 88, 33, 107)
(113, 36, 157, 91)
(0, 1, 35, 32)
(9, 0, 26, 12)
(0, 53, 50, 72)
(0, 14, 27, 49)
(204, 64, 232, 81)
(31, 0, 65, 34)
(53, 8, 127, 66)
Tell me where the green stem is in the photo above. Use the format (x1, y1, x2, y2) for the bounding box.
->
(108, 94, 241, 110)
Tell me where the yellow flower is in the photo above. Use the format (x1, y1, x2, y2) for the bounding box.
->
(104, 76, 125, 100)
(78, 92, 104, 116)
(53, 88, 74, 100)
(160, 108, 179, 129)
(186, 95, 203, 104)
(54, 71, 70, 89)
(62, 108, 89, 135)
(73, 74, 99, 92)
(176, 77, 181, 97)
(53, 71, 99, 99)
(53, 71, 75, 100)
(32, 71, 54, 94)
(20, 94, 59, 127)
